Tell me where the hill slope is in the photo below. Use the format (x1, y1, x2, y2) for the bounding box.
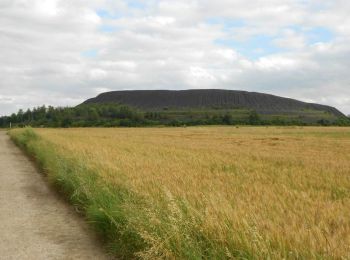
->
(83, 89, 345, 117)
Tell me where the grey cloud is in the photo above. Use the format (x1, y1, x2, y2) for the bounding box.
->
(0, 0, 349, 116)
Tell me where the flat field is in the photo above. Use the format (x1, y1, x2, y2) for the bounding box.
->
(10, 127, 350, 259)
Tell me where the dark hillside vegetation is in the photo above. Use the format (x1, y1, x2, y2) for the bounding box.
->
(84, 89, 345, 117)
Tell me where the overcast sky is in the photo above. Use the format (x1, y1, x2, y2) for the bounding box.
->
(1, 0, 350, 116)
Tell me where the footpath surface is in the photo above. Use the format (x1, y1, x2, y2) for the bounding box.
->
(0, 131, 111, 259)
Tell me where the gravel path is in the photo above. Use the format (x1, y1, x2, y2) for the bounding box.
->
(0, 131, 111, 260)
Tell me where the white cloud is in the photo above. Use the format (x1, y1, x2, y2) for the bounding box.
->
(34, 0, 61, 16)
(255, 56, 300, 71)
(273, 29, 306, 50)
(0, 0, 349, 116)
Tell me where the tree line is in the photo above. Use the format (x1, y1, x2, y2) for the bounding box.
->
(1, 103, 350, 128)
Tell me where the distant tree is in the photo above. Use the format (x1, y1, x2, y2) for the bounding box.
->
(334, 117, 350, 126)
(17, 109, 24, 123)
(248, 111, 261, 125)
(317, 119, 331, 126)
(169, 119, 182, 127)
(118, 106, 134, 119)
(271, 117, 288, 125)
(10, 113, 17, 124)
(24, 109, 32, 122)
(222, 113, 233, 125)
(88, 107, 99, 121)
(61, 117, 72, 128)
(0, 116, 8, 128)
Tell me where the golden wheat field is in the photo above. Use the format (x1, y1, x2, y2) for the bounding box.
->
(31, 127, 350, 258)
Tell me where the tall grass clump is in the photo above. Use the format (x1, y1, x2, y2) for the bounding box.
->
(9, 127, 350, 259)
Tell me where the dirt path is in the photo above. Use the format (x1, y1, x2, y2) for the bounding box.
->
(0, 131, 111, 260)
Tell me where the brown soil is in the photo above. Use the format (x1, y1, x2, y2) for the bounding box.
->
(0, 131, 112, 259)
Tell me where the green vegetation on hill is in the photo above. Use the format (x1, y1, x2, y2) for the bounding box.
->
(1, 103, 349, 128)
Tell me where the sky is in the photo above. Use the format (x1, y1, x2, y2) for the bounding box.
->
(1, 0, 350, 116)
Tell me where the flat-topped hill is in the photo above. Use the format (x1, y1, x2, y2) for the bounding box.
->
(83, 89, 345, 117)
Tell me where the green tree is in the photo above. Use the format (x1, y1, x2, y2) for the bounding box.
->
(222, 113, 233, 125)
(248, 110, 261, 125)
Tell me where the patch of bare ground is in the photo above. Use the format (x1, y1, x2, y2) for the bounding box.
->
(0, 131, 112, 260)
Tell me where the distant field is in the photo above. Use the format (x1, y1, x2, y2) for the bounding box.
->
(10, 127, 350, 259)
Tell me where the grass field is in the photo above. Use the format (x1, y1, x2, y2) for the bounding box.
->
(10, 127, 350, 259)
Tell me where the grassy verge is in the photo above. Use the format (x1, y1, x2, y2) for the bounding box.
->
(9, 128, 148, 258)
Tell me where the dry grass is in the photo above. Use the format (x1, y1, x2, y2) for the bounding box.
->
(19, 127, 350, 258)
